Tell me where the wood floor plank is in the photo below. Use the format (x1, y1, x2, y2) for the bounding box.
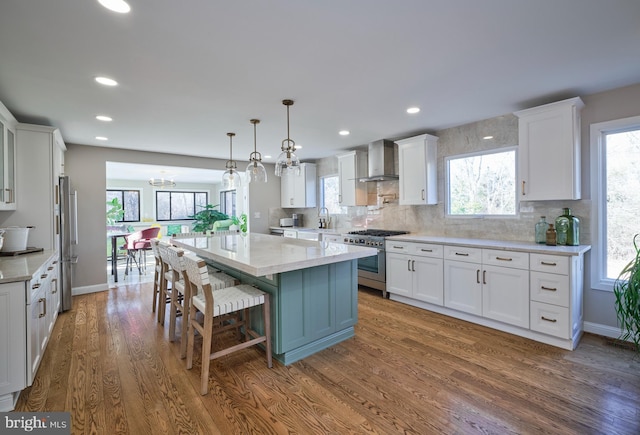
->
(14, 283, 640, 435)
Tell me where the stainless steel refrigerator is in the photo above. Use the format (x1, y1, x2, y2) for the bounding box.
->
(59, 175, 78, 312)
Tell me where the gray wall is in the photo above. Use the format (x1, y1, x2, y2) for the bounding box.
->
(65, 144, 279, 291)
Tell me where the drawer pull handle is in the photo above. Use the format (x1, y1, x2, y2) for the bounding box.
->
(421, 249, 433, 252)
(496, 257, 512, 261)
(541, 316, 557, 323)
(541, 286, 557, 291)
(32, 283, 41, 290)
(393, 246, 405, 249)
(48, 266, 54, 271)
(541, 261, 557, 266)
(41, 274, 48, 279)
(455, 252, 469, 257)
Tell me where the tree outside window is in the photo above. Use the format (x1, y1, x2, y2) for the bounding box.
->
(106, 189, 140, 222)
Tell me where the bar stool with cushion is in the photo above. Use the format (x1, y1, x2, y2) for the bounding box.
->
(183, 255, 272, 395)
(156, 241, 175, 326)
(165, 246, 238, 359)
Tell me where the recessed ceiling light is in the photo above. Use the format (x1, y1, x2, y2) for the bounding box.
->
(339, 130, 350, 136)
(98, 0, 131, 13)
(483, 135, 494, 140)
(295, 145, 302, 149)
(96, 115, 112, 122)
(407, 107, 420, 114)
(264, 155, 272, 159)
(95, 76, 118, 86)
(96, 136, 108, 141)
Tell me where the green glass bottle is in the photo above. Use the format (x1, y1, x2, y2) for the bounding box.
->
(535, 216, 547, 244)
(555, 207, 579, 246)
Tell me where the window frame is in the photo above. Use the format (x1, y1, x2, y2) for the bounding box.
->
(590, 115, 640, 292)
(444, 146, 518, 218)
(106, 189, 141, 223)
(319, 174, 346, 215)
(219, 189, 236, 217)
(155, 190, 209, 222)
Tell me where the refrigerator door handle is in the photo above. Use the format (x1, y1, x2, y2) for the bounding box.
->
(71, 190, 78, 244)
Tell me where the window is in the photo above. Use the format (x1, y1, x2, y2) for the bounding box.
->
(156, 190, 208, 221)
(591, 116, 640, 290)
(106, 189, 140, 222)
(319, 175, 344, 214)
(219, 190, 236, 216)
(446, 147, 517, 216)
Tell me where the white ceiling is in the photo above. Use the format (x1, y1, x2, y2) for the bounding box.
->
(1, 0, 639, 164)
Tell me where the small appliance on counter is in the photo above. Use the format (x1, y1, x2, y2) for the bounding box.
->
(292, 213, 303, 227)
(279, 217, 294, 227)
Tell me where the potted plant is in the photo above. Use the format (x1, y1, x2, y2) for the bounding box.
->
(106, 197, 124, 225)
(228, 213, 247, 233)
(613, 234, 640, 352)
(189, 204, 229, 233)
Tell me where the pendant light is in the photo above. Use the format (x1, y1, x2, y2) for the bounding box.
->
(222, 132, 241, 189)
(245, 119, 267, 183)
(275, 99, 301, 177)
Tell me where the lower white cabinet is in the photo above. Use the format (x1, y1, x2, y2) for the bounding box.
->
(0, 253, 58, 411)
(387, 237, 588, 350)
(387, 242, 443, 305)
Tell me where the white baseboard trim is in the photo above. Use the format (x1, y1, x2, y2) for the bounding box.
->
(583, 321, 622, 339)
(72, 283, 109, 296)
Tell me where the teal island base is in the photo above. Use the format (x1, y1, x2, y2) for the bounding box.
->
(203, 258, 359, 365)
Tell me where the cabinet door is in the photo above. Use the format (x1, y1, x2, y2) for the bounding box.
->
(338, 152, 367, 206)
(28, 287, 45, 385)
(0, 282, 27, 397)
(413, 256, 444, 305)
(516, 97, 582, 201)
(280, 170, 294, 207)
(398, 134, 438, 205)
(482, 265, 529, 328)
(444, 260, 482, 315)
(386, 252, 412, 297)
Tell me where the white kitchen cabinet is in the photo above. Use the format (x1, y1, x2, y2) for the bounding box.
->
(0, 282, 26, 410)
(337, 151, 368, 206)
(397, 133, 438, 205)
(281, 163, 316, 208)
(516, 97, 584, 201)
(0, 101, 17, 210)
(444, 247, 529, 327)
(387, 241, 444, 305)
(443, 246, 483, 315)
(0, 253, 58, 411)
(1, 124, 66, 251)
(388, 236, 587, 350)
(529, 253, 581, 341)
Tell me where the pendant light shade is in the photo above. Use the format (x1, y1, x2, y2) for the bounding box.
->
(222, 132, 241, 190)
(246, 119, 267, 183)
(275, 99, 301, 177)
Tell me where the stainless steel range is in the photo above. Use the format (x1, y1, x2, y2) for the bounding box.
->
(341, 229, 409, 297)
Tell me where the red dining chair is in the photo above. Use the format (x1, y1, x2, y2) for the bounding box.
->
(123, 227, 161, 275)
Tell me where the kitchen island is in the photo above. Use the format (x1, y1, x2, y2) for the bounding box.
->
(171, 233, 377, 365)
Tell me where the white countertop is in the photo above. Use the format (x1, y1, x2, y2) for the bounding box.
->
(172, 233, 377, 276)
(0, 250, 57, 283)
(386, 234, 591, 256)
(269, 226, 341, 234)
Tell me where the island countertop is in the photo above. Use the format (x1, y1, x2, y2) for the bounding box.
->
(171, 233, 377, 277)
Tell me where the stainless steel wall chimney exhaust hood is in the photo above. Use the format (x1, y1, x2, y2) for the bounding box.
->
(358, 139, 397, 182)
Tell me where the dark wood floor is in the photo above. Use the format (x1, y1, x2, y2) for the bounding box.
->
(15, 281, 640, 434)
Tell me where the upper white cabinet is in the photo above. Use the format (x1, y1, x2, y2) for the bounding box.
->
(515, 97, 584, 201)
(397, 133, 438, 205)
(281, 163, 316, 208)
(3, 124, 66, 251)
(337, 151, 368, 206)
(0, 101, 17, 210)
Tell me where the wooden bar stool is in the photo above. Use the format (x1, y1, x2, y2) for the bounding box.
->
(183, 255, 272, 395)
(165, 246, 238, 359)
(150, 239, 163, 315)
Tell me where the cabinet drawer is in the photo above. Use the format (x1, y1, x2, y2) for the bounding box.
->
(444, 245, 482, 263)
(530, 254, 569, 275)
(530, 272, 570, 307)
(410, 243, 443, 258)
(530, 301, 570, 339)
(482, 249, 529, 270)
(386, 241, 414, 254)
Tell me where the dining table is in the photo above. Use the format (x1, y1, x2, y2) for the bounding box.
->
(107, 231, 130, 282)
